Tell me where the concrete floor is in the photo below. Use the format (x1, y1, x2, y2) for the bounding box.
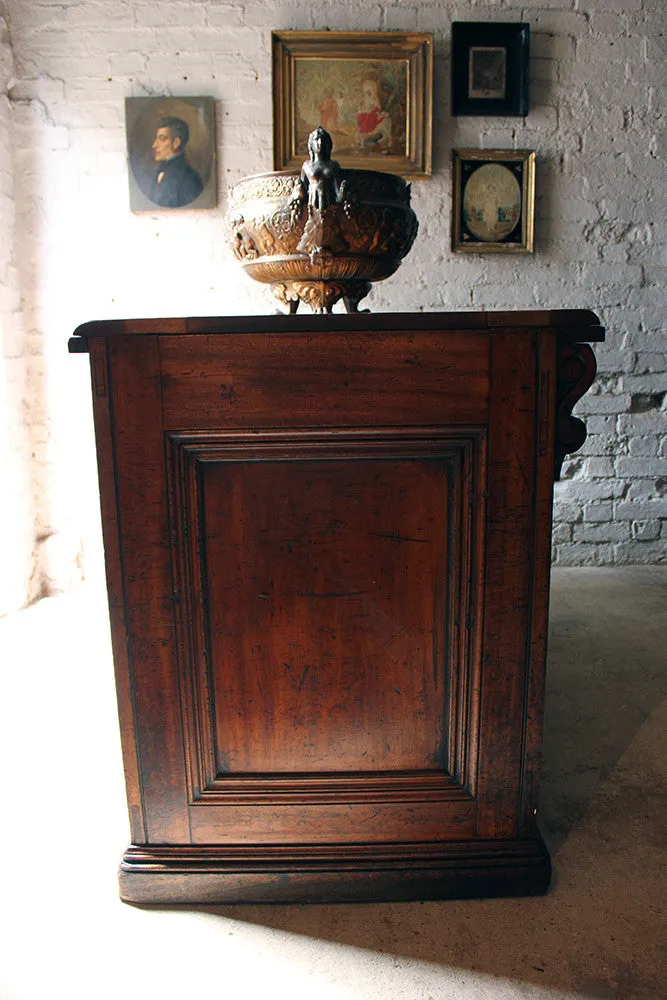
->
(0, 567, 665, 1000)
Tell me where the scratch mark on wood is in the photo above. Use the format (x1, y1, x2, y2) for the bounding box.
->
(297, 590, 365, 598)
(369, 531, 429, 543)
(298, 664, 311, 690)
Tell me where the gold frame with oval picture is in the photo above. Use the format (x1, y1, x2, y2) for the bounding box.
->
(452, 149, 535, 253)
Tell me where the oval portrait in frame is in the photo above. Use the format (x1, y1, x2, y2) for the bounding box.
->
(125, 96, 216, 211)
(463, 162, 521, 243)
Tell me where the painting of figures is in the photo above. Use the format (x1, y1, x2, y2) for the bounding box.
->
(294, 59, 408, 160)
(272, 32, 432, 178)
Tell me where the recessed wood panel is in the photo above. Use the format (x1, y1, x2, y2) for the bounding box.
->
(204, 457, 448, 774)
(168, 429, 484, 806)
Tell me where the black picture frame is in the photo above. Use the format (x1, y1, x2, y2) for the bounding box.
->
(451, 22, 529, 117)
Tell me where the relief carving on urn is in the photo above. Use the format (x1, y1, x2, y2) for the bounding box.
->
(228, 127, 419, 314)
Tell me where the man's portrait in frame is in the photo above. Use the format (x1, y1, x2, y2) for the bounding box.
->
(125, 97, 216, 211)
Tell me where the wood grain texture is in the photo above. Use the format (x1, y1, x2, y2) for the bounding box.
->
(81, 311, 602, 902)
(519, 332, 558, 835)
(168, 429, 483, 803)
(206, 456, 448, 774)
(159, 332, 490, 429)
(475, 331, 537, 840)
(106, 336, 189, 843)
(188, 799, 476, 845)
(70, 308, 605, 343)
(86, 338, 145, 843)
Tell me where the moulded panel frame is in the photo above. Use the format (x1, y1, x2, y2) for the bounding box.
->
(166, 427, 487, 815)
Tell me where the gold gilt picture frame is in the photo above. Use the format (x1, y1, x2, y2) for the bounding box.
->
(272, 31, 433, 179)
(452, 148, 536, 253)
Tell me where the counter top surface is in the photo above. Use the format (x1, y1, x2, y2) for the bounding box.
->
(69, 310, 605, 351)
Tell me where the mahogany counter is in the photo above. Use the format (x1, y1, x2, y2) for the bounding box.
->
(69, 310, 602, 904)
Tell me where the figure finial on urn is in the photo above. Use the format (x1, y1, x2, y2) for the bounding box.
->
(293, 127, 348, 267)
(302, 126, 341, 211)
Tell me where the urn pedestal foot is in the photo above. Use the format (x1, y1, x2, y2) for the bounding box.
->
(271, 279, 373, 315)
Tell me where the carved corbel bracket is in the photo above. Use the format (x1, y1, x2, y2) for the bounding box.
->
(555, 338, 598, 480)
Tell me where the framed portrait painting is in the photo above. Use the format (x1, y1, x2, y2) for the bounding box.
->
(272, 31, 433, 179)
(451, 23, 529, 117)
(452, 149, 536, 254)
(125, 96, 216, 211)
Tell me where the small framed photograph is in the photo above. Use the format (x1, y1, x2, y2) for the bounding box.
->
(452, 149, 536, 254)
(272, 31, 433, 179)
(451, 22, 529, 117)
(125, 96, 216, 211)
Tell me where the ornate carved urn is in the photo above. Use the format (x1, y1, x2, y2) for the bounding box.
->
(227, 127, 419, 314)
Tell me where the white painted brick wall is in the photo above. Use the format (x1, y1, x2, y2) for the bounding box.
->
(0, 14, 41, 614)
(0, 0, 664, 604)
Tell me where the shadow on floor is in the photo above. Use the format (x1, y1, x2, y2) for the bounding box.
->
(540, 566, 667, 853)
(188, 568, 667, 999)
(3, 571, 665, 999)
